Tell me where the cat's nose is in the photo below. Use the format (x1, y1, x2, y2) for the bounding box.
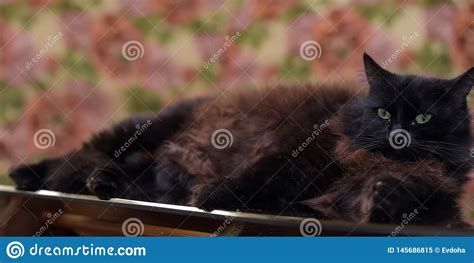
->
(388, 124, 412, 150)
(390, 123, 402, 131)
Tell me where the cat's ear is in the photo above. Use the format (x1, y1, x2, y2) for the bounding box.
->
(363, 53, 393, 89)
(448, 67, 474, 98)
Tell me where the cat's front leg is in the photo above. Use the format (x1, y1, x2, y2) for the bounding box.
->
(9, 99, 197, 198)
(365, 177, 461, 225)
(85, 156, 156, 201)
(191, 181, 246, 212)
(9, 150, 101, 194)
(9, 158, 59, 191)
(88, 158, 197, 204)
(366, 177, 422, 223)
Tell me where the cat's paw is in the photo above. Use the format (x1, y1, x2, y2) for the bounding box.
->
(8, 161, 49, 191)
(86, 166, 127, 200)
(369, 178, 414, 223)
(192, 183, 243, 212)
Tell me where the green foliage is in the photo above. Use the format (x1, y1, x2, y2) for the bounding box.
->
(238, 21, 269, 49)
(0, 81, 24, 124)
(415, 41, 452, 77)
(355, 2, 400, 26)
(52, 1, 84, 12)
(420, 0, 450, 6)
(279, 56, 311, 81)
(187, 12, 228, 34)
(280, 2, 313, 22)
(200, 65, 218, 84)
(0, 4, 20, 22)
(0, 3, 36, 28)
(125, 85, 163, 114)
(0, 173, 13, 186)
(132, 15, 173, 45)
(61, 49, 100, 84)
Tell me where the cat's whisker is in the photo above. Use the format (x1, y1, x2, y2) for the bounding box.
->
(415, 143, 467, 156)
(413, 144, 462, 165)
(415, 140, 464, 147)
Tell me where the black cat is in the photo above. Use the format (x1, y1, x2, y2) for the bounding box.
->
(9, 54, 473, 225)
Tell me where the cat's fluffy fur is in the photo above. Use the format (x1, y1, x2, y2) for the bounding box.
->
(9, 54, 473, 225)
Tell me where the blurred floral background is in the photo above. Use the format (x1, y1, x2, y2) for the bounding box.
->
(0, 0, 472, 219)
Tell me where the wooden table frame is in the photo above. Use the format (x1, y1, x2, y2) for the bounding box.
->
(0, 185, 472, 236)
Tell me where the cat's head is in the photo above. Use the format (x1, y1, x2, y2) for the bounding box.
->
(345, 53, 473, 167)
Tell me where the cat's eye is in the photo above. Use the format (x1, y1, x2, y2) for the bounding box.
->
(415, 113, 432, 124)
(377, 108, 391, 120)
